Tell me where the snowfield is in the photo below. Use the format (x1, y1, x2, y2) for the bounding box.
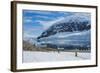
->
(23, 51, 91, 63)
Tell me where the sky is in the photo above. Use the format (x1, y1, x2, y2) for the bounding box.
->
(23, 10, 74, 39)
(23, 10, 90, 39)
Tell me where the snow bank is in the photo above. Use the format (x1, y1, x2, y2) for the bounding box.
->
(23, 51, 91, 63)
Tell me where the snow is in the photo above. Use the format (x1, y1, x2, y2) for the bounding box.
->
(41, 13, 90, 28)
(23, 51, 91, 63)
(37, 30, 90, 48)
(54, 13, 90, 25)
(47, 30, 90, 39)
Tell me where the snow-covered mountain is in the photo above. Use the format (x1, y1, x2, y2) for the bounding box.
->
(37, 13, 91, 39)
(36, 13, 91, 50)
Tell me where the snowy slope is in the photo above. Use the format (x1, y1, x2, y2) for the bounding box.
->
(23, 51, 91, 63)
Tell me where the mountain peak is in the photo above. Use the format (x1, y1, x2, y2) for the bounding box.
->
(37, 13, 91, 39)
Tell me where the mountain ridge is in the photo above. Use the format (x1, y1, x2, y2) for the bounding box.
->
(37, 13, 91, 39)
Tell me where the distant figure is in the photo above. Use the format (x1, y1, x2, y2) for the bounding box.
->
(75, 48, 78, 57)
(75, 51, 78, 57)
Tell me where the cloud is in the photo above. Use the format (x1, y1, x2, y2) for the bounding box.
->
(23, 31, 37, 38)
(23, 15, 55, 24)
(23, 26, 44, 38)
(24, 19, 33, 23)
(23, 10, 71, 17)
(33, 15, 54, 19)
(23, 32, 35, 38)
(36, 12, 91, 30)
(42, 12, 90, 27)
(24, 10, 55, 15)
(24, 17, 33, 19)
(38, 16, 65, 30)
(23, 17, 33, 23)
